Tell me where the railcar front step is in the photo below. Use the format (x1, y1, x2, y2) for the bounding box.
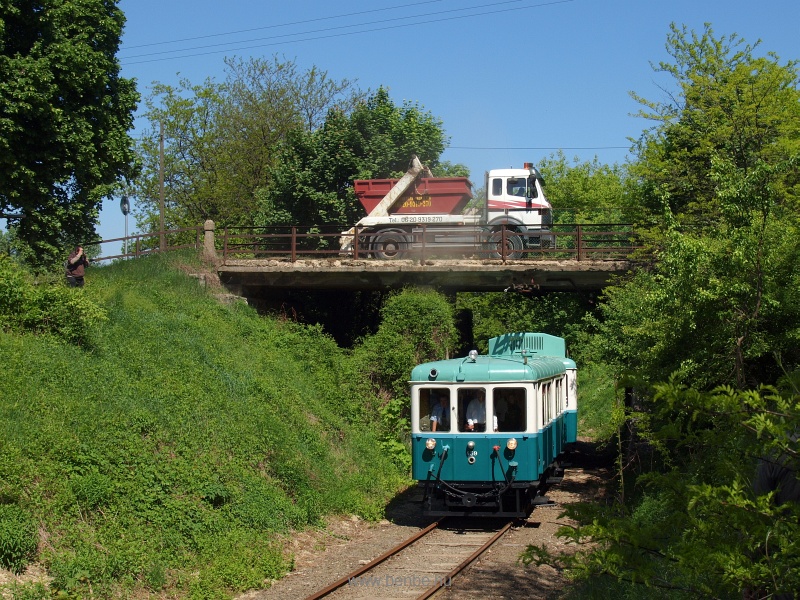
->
(531, 496, 557, 507)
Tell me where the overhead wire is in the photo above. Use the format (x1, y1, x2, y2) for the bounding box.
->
(122, 0, 447, 50)
(120, 0, 574, 65)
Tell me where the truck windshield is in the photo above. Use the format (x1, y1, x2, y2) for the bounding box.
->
(506, 179, 526, 198)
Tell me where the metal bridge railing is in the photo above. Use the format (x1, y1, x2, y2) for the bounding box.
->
(219, 223, 643, 262)
(88, 226, 203, 262)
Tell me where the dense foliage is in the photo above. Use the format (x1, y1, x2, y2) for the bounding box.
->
(0, 0, 138, 268)
(537, 151, 634, 224)
(629, 23, 800, 227)
(517, 24, 800, 599)
(523, 382, 800, 598)
(0, 255, 106, 346)
(0, 253, 408, 598)
(349, 288, 458, 470)
(132, 56, 360, 232)
(254, 87, 463, 230)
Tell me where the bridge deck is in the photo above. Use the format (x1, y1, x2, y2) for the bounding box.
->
(218, 258, 633, 293)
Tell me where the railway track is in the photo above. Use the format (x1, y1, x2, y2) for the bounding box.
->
(305, 518, 514, 600)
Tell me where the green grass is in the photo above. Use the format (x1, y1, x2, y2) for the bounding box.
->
(0, 252, 406, 598)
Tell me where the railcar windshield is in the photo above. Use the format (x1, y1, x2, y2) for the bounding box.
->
(493, 387, 526, 432)
(458, 388, 487, 432)
(417, 387, 452, 432)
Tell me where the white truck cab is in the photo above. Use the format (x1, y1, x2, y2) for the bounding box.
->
(485, 163, 552, 231)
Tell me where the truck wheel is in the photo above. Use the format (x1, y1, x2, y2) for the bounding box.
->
(371, 229, 408, 259)
(487, 230, 523, 259)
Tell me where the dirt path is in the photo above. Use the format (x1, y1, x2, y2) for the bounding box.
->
(240, 440, 612, 600)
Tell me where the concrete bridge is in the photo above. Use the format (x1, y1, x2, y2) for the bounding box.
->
(94, 220, 642, 296)
(213, 220, 641, 295)
(218, 257, 633, 296)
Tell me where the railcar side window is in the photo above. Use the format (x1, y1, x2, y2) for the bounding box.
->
(493, 388, 526, 432)
(458, 388, 486, 432)
(419, 388, 451, 432)
(541, 383, 551, 424)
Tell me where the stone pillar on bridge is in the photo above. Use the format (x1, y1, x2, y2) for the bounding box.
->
(204, 220, 217, 260)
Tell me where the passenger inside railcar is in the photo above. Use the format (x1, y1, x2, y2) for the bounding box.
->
(418, 388, 451, 432)
(493, 388, 526, 432)
(430, 392, 450, 432)
(460, 388, 486, 432)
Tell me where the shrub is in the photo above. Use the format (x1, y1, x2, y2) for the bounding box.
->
(70, 472, 114, 512)
(0, 504, 38, 574)
(0, 254, 106, 346)
(0, 256, 28, 328)
(22, 286, 107, 346)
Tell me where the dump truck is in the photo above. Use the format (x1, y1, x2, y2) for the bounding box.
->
(340, 156, 553, 259)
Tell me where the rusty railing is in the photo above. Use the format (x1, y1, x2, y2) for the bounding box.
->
(88, 226, 203, 262)
(219, 223, 643, 262)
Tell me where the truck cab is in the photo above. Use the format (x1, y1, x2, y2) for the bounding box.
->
(485, 164, 552, 232)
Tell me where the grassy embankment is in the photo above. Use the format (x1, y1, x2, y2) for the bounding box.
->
(0, 252, 407, 599)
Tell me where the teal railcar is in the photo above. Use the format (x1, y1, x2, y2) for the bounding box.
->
(410, 332, 577, 517)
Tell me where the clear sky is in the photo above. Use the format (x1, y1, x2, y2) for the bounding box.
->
(97, 0, 800, 241)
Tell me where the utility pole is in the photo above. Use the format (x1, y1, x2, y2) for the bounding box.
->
(159, 121, 166, 251)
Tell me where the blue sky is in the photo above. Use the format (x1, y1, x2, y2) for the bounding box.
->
(97, 0, 800, 241)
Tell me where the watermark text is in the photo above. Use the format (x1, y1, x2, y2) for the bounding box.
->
(348, 573, 452, 588)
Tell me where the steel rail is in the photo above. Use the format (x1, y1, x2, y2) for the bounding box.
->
(304, 519, 443, 600)
(415, 520, 514, 600)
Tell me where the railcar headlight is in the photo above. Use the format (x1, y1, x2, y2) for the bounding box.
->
(466, 441, 475, 451)
(468, 350, 478, 362)
(425, 438, 437, 450)
(506, 438, 518, 450)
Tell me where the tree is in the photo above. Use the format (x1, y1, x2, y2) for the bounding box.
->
(523, 381, 800, 598)
(0, 0, 138, 267)
(132, 77, 226, 234)
(132, 56, 360, 232)
(349, 288, 458, 470)
(524, 26, 800, 599)
(254, 87, 462, 229)
(457, 291, 591, 355)
(582, 25, 800, 389)
(630, 23, 800, 227)
(537, 151, 633, 224)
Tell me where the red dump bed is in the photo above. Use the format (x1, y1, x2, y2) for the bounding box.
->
(354, 177, 473, 215)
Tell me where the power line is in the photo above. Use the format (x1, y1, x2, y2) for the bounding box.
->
(122, 0, 446, 50)
(121, 0, 568, 61)
(121, 0, 573, 65)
